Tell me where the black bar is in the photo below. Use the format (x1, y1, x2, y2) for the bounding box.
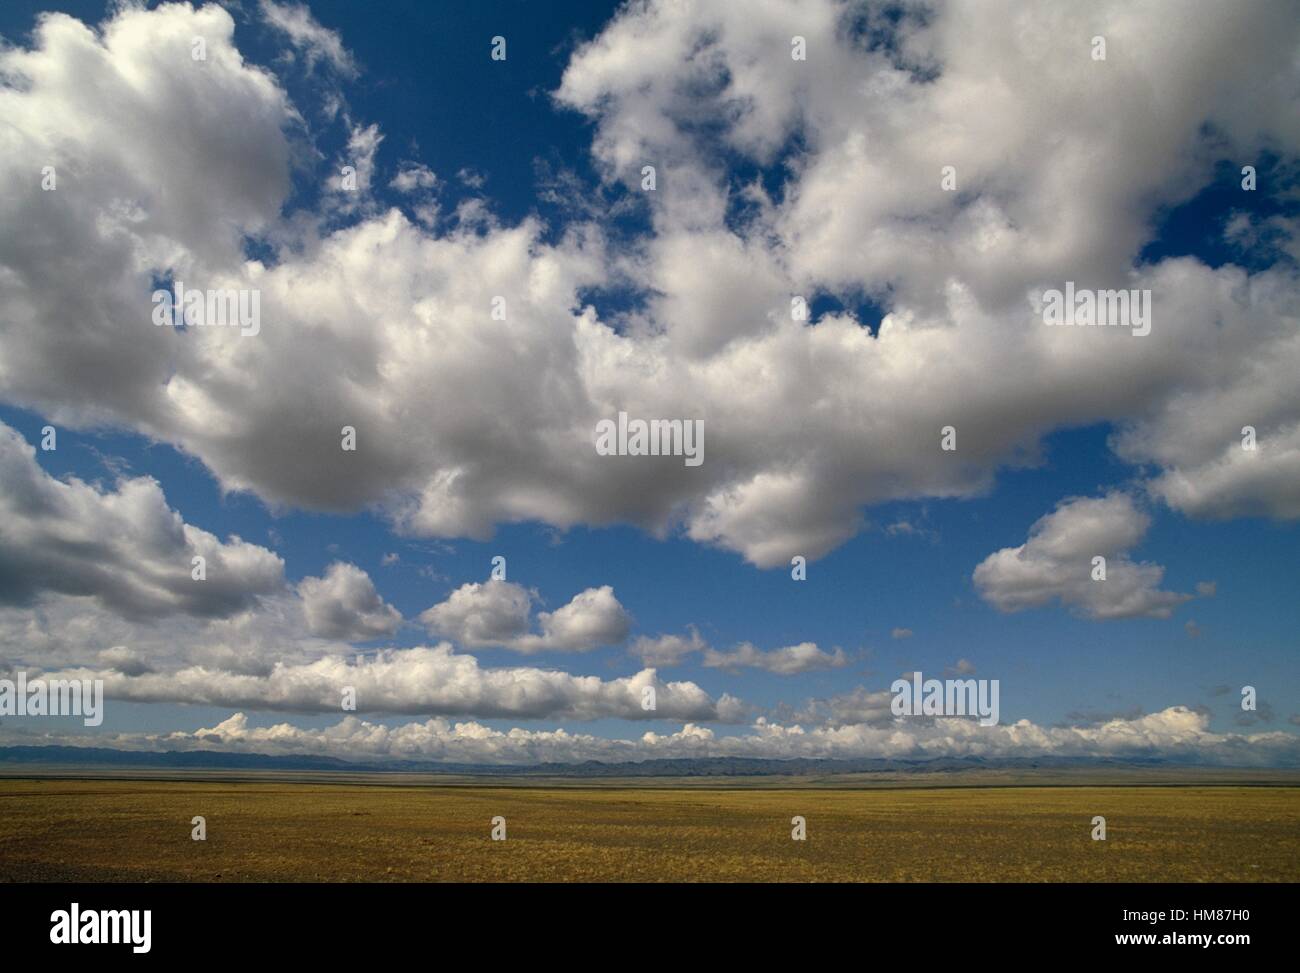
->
(0, 882, 1282, 958)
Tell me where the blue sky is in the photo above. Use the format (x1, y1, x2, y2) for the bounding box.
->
(0, 0, 1296, 764)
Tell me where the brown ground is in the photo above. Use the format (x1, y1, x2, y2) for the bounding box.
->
(1, 777, 1296, 882)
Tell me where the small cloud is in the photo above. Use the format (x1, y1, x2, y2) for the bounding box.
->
(260, 0, 359, 77)
(884, 519, 937, 542)
(629, 627, 707, 667)
(299, 563, 402, 641)
(890, 627, 913, 639)
(1196, 580, 1217, 597)
(457, 167, 487, 189)
(390, 163, 437, 193)
(943, 658, 976, 677)
(781, 686, 895, 728)
(83, 444, 132, 478)
(973, 493, 1191, 620)
(1235, 701, 1275, 726)
(703, 642, 848, 675)
(1185, 619, 1202, 638)
(420, 580, 630, 653)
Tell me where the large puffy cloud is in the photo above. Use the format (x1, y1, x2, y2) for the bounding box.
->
(0, 1, 1296, 571)
(558, 0, 1300, 301)
(419, 580, 631, 653)
(555, 0, 1300, 559)
(298, 562, 401, 640)
(0, 589, 322, 678)
(7, 705, 1297, 768)
(29, 644, 745, 722)
(0, 420, 284, 620)
(1111, 310, 1300, 521)
(0, 2, 293, 424)
(973, 492, 1192, 620)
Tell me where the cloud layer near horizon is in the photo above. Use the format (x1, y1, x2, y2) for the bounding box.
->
(4, 705, 1296, 768)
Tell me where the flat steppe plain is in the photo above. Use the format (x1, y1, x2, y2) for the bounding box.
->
(1, 770, 1296, 882)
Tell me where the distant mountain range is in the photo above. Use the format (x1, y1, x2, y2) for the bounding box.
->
(0, 744, 1187, 776)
